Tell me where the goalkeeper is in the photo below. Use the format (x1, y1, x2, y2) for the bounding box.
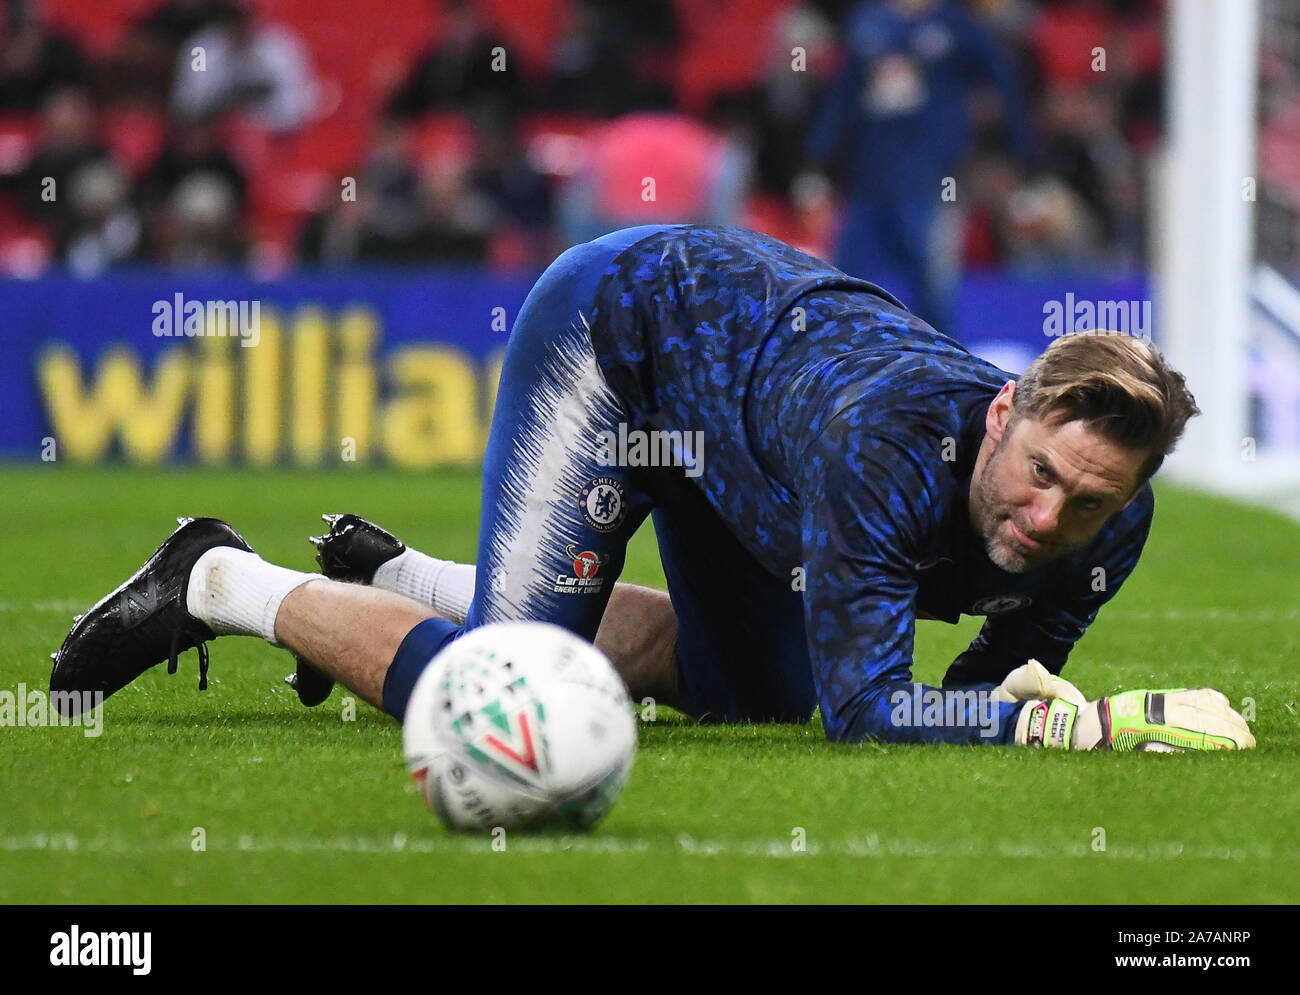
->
(51, 224, 1254, 752)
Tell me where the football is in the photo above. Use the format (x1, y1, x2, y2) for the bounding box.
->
(402, 621, 637, 832)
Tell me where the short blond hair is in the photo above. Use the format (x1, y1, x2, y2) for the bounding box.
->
(1012, 335, 1200, 483)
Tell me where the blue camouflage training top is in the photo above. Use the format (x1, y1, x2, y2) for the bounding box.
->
(586, 224, 1153, 744)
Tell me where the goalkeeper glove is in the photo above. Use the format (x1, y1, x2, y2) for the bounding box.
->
(991, 659, 1087, 709)
(1013, 688, 1256, 751)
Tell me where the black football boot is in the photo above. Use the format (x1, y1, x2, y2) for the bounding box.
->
(285, 514, 408, 706)
(49, 517, 254, 716)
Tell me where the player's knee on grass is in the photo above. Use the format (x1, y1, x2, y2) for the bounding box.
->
(647, 476, 816, 725)
(591, 583, 684, 707)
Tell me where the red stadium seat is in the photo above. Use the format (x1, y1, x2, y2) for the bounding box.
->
(40, 0, 157, 54)
(474, 0, 569, 77)
(0, 221, 54, 276)
(99, 107, 166, 179)
(671, 0, 785, 114)
(409, 111, 480, 171)
(0, 114, 40, 176)
(1029, 1, 1116, 85)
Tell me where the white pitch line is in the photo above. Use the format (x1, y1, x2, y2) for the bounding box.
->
(0, 600, 91, 613)
(0, 833, 1287, 863)
(3, 601, 1298, 623)
(1105, 609, 1300, 622)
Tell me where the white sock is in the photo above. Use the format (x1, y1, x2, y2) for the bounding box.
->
(372, 549, 476, 624)
(187, 547, 320, 645)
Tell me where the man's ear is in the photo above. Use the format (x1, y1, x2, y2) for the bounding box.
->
(985, 381, 1017, 446)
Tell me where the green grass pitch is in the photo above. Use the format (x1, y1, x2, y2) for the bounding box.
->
(1, 465, 1297, 903)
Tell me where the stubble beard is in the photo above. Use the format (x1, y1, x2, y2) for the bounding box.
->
(971, 447, 1038, 575)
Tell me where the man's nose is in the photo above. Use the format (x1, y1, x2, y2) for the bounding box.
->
(1026, 493, 1065, 536)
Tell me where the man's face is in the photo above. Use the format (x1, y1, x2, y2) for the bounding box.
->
(969, 382, 1145, 574)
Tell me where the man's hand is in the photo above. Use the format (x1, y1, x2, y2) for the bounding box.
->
(1013, 688, 1256, 752)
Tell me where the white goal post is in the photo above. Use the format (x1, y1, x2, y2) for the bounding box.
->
(1157, 0, 1300, 510)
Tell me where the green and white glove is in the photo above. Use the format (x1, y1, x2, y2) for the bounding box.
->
(1013, 687, 1256, 752)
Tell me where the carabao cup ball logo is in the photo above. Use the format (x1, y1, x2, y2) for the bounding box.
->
(579, 476, 626, 533)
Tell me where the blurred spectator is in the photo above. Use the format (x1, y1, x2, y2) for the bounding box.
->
(538, 0, 678, 117)
(1037, 80, 1142, 266)
(62, 159, 144, 275)
(295, 190, 365, 267)
(957, 144, 1018, 267)
(96, 32, 175, 111)
(539, 0, 628, 116)
(138, 115, 246, 263)
(742, 2, 839, 198)
(0, 0, 88, 110)
(354, 115, 434, 262)
(960, 141, 1105, 274)
(138, 115, 245, 213)
(1102, 1, 1164, 153)
(1024, 0, 1163, 150)
(298, 115, 492, 266)
(470, 118, 554, 253)
(805, 0, 1033, 331)
(139, 0, 240, 49)
(297, 117, 429, 266)
(1001, 171, 1103, 272)
(558, 111, 750, 245)
(6, 87, 113, 238)
(158, 171, 245, 265)
(388, 0, 522, 125)
(418, 157, 492, 263)
(96, 0, 240, 110)
(171, 1, 316, 134)
(4, 84, 143, 273)
(599, 0, 679, 56)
